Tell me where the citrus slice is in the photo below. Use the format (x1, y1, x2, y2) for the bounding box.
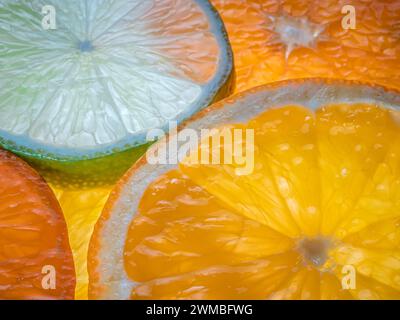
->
(88, 79, 400, 300)
(211, 0, 400, 93)
(0, 0, 233, 186)
(0, 149, 75, 299)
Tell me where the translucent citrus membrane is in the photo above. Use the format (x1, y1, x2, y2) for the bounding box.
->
(0, 0, 222, 149)
(0, 150, 75, 299)
(211, 0, 400, 93)
(124, 103, 400, 299)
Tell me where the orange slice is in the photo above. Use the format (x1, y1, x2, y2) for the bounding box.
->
(211, 0, 400, 92)
(0, 150, 75, 299)
(88, 79, 400, 299)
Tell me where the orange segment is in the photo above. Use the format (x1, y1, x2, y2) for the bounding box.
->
(268, 267, 340, 300)
(332, 216, 400, 294)
(88, 80, 400, 300)
(130, 252, 301, 300)
(319, 272, 354, 300)
(125, 170, 294, 283)
(180, 106, 323, 237)
(211, 0, 400, 92)
(248, 106, 322, 236)
(0, 150, 75, 299)
(180, 125, 302, 238)
(343, 273, 400, 300)
(332, 243, 400, 292)
(344, 217, 400, 250)
(315, 104, 400, 236)
(336, 122, 400, 237)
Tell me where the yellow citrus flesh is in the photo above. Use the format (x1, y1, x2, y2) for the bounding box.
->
(122, 103, 400, 299)
(52, 186, 111, 299)
(211, 0, 400, 92)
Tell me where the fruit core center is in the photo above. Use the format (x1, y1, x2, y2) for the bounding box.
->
(78, 40, 94, 53)
(270, 15, 324, 58)
(297, 237, 331, 268)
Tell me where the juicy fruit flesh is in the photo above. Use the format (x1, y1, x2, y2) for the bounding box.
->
(211, 0, 400, 93)
(52, 185, 110, 299)
(0, 0, 219, 149)
(124, 103, 400, 299)
(0, 150, 75, 299)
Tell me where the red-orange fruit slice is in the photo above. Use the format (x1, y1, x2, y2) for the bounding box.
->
(211, 0, 400, 93)
(0, 150, 75, 299)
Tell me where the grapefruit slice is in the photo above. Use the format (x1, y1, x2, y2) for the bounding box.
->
(0, 149, 75, 299)
(88, 79, 400, 300)
(211, 0, 400, 93)
(0, 0, 233, 186)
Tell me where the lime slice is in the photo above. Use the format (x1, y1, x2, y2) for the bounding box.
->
(0, 0, 233, 186)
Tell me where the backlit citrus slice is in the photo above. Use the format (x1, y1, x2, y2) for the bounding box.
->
(0, 149, 75, 299)
(211, 0, 400, 93)
(0, 0, 233, 186)
(88, 79, 400, 300)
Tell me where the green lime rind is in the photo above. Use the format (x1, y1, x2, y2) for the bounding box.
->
(11, 143, 152, 189)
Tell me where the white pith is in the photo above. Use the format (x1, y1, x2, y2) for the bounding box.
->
(90, 80, 400, 299)
(0, 0, 222, 149)
(268, 14, 325, 59)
